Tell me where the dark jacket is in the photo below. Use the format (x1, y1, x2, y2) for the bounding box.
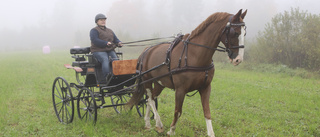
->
(90, 26, 121, 52)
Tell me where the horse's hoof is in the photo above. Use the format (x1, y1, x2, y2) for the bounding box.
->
(155, 127, 164, 133)
(167, 131, 175, 136)
(145, 127, 151, 130)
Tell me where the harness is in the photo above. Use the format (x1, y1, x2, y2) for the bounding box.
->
(135, 15, 246, 96)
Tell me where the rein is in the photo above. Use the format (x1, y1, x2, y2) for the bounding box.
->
(123, 36, 175, 46)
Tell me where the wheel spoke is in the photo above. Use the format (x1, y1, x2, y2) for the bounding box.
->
(64, 103, 68, 122)
(65, 101, 73, 109)
(65, 103, 71, 120)
(61, 102, 64, 122)
(81, 98, 88, 107)
(57, 80, 62, 91)
(123, 96, 128, 102)
(81, 109, 88, 119)
(58, 102, 64, 116)
(54, 93, 63, 100)
(88, 110, 93, 120)
(55, 86, 62, 98)
(55, 100, 63, 106)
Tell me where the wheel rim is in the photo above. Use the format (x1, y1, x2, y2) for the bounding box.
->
(136, 98, 145, 117)
(111, 93, 131, 114)
(77, 87, 97, 124)
(52, 77, 74, 124)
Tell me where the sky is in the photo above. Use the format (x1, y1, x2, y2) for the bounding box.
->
(0, 0, 319, 50)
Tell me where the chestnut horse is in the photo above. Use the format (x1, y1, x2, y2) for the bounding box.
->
(128, 9, 247, 136)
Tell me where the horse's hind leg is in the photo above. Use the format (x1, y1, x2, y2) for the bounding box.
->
(153, 82, 164, 131)
(199, 85, 215, 137)
(145, 82, 164, 133)
(143, 85, 152, 129)
(167, 88, 186, 136)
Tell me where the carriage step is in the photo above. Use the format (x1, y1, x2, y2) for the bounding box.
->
(70, 83, 84, 88)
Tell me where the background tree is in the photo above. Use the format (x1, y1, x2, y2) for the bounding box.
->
(247, 7, 320, 71)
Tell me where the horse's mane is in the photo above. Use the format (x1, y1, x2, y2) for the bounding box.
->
(189, 12, 231, 39)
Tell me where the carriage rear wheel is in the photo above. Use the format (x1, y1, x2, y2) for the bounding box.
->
(52, 77, 74, 124)
(77, 87, 97, 124)
(110, 93, 131, 114)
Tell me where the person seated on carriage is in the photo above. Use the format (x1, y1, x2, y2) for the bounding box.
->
(90, 13, 123, 79)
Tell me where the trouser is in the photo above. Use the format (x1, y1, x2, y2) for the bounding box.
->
(93, 51, 118, 78)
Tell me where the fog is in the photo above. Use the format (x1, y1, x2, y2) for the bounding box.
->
(1, 0, 319, 52)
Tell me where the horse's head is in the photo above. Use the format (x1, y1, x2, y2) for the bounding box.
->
(220, 9, 247, 66)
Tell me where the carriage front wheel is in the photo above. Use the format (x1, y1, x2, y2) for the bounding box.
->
(77, 87, 97, 124)
(52, 77, 74, 124)
(110, 93, 131, 114)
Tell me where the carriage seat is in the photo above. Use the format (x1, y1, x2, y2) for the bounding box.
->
(70, 47, 91, 67)
(72, 61, 89, 67)
(69, 46, 124, 69)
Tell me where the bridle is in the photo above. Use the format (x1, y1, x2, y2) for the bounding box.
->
(183, 15, 246, 59)
(221, 15, 246, 58)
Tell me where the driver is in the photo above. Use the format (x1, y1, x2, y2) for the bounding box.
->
(90, 13, 123, 80)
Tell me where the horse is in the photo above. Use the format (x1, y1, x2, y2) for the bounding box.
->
(127, 9, 247, 137)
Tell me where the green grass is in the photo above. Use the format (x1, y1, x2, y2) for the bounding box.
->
(0, 51, 319, 136)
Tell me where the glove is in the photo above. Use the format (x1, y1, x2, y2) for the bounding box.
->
(117, 42, 123, 47)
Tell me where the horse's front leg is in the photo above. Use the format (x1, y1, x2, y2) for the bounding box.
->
(199, 85, 215, 137)
(167, 88, 186, 136)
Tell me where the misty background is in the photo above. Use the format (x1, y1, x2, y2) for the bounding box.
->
(0, 0, 319, 52)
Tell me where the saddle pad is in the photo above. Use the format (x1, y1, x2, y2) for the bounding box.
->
(112, 59, 138, 75)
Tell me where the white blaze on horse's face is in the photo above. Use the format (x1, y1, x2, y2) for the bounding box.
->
(230, 25, 245, 66)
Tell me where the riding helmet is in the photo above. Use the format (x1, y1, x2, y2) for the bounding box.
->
(95, 13, 107, 23)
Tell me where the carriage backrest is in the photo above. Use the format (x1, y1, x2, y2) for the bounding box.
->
(69, 47, 101, 67)
(70, 47, 90, 54)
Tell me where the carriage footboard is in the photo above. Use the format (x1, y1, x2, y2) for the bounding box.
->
(64, 64, 83, 72)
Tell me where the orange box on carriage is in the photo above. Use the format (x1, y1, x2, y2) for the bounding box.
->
(112, 59, 138, 75)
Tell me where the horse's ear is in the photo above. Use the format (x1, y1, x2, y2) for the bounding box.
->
(241, 9, 247, 20)
(232, 9, 242, 22)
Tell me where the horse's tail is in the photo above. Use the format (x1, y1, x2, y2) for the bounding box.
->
(127, 47, 149, 108)
(127, 83, 145, 108)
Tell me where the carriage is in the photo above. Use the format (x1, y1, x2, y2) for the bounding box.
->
(52, 46, 157, 124)
(52, 9, 247, 137)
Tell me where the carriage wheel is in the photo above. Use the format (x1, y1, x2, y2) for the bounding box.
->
(52, 77, 74, 124)
(136, 94, 158, 118)
(110, 93, 131, 114)
(77, 87, 97, 124)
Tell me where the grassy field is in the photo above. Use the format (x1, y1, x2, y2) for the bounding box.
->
(0, 50, 319, 136)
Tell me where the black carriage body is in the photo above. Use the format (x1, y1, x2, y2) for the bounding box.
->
(69, 47, 136, 88)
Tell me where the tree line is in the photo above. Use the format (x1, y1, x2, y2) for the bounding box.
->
(246, 8, 320, 71)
